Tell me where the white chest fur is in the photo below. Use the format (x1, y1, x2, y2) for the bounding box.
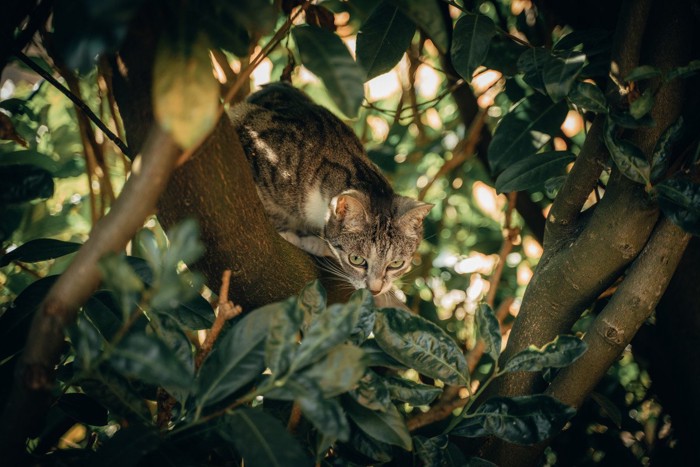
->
(304, 184, 330, 231)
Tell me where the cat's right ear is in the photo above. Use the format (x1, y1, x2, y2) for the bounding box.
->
(331, 191, 368, 232)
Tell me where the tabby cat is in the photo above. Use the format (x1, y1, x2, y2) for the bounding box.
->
(230, 82, 432, 296)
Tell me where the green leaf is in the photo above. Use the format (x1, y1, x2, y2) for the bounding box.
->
(666, 60, 700, 81)
(349, 370, 392, 411)
(299, 344, 366, 398)
(610, 109, 655, 129)
(346, 427, 394, 463)
(349, 290, 376, 345)
(153, 33, 220, 149)
(542, 51, 587, 101)
(0, 164, 54, 204)
(0, 238, 81, 267)
(603, 118, 651, 185)
(476, 303, 502, 363)
(196, 304, 277, 408)
(488, 94, 569, 173)
(452, 395, 576, 445)
(568, 81, 607, 114)
(373, 307, 469, 386)
(361, 339, 408, 369)
(157, 319, 195, 403)
(292, 25, 365, 117)
(110, 332, 193, 391)
(167, 294, 216, 330)
(624, 65, 662, 82)
(388, 0, 448, 54)
(344, 396, 413, 451)
(78, 369, 152, 422)
(517, 47, 549, 94)
(656, 177, 700, 236)
(84, 291, 124, 341)
(163, 218, 205, 269)
(57, 393, 108, 426)
(292, 289, 367, 370)
(495, 151, 575, 193)
(451, 14, 497, 82)
(98, 253, 145, 317)
(651, 117, 685, 183)
(297, 280, 327, 318)
(67, 314, 104, 371)
(295, 378, 351, 441)
(264, 297, 301, 375)
(383, 375, 442, 406)
(629, 89, 655, 119)
(356, 1, 416, 81)
(503, 335, 587, 373)
(414, 435, 449, 467)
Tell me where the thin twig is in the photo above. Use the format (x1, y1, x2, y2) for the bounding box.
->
(14, 51, 132, 157)
(195, 270, 242, 369)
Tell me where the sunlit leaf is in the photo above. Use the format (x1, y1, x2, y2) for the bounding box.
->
(373, 307, 469, 386)
(452, 395, 576, 445)
(624, 65, 662, 82)
(153, 33, 220, 149)
(542, 51, 586, 101)
(495, 151, 575, 193)
(299, 344, 366, 398)
(356, 1, 415, 81)
(568, 81, 607, 114)
(344, 396, 413, 451)
(476, 303, 502, 363)
(451, 14, 497, 82)
(488, 94, 568, 173)
(502, 335, 587, 373)
(292, 25, 365, 117)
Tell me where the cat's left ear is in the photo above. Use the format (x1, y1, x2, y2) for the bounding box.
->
(396, 197, 433, 237)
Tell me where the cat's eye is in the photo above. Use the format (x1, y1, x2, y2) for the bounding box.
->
(348, 254, 367, 267)
(388, 259, 405, 269)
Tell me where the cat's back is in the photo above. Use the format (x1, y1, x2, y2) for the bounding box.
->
(230, 83, 392, 232)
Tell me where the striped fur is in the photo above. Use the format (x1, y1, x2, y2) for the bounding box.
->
(230, 82, 431, 296)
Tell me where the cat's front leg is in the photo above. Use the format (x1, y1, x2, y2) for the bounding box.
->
(279, 231, 332, 257)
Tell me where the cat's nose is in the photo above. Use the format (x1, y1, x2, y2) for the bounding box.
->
(368, 279, 383, 295)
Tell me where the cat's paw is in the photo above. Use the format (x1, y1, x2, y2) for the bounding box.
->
(279, 231, 332, 257)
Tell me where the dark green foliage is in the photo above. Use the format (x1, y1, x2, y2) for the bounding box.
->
(0, 238, 80, 267)
(475, 303, 501, 363)
(502, 335, 587, 373)
(451, 14, 497, 82)
(603, 117, 651, 185)
(495, 151, 575, 193)
(0, 164, 54, 204)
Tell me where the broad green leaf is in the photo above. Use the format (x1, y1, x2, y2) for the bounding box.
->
(624, 65, 662, 82)
(388, 0, 448, 54)
(666, 60, 700, 81)
(344, 396, 413, 451)
(292, 289, 366, 370)
(603, 118, 651, 185)
(452, 395, 576, 445)
(495, 151, 575, 193)
(651, 117, 685, 183)
(488, 94, 569, 173)
(451, 14, 497, 82)
(346, 427, 394, 463)
(133, 228, 162, 274)
(476, 303, 502, 363)
(297, 279, 327, 318)
(110, 332, 193, 391)
(167, 294, 216, 330)
(657, 177, 700, 236)
(163, 218, 205, 269)
(0, 164, 54, 204)
(373, 307, 469, 386)
(196, 304, 277, 408)
(0, 238, 80, 267)
(361, 339, 408, 369)
(57, 393, 108, 426)
(629, 89, 655, 119)
(610, 109, 655, 129)
(542, 51, 586, 101)
(299, 344, 366, 398)
(220, 408, 311, 467)
(292, 25, 365, 117)
(568, 81, 607, 114)
(98, 253, 144, 317)
(295, 378, 351, 441)
(349, 370, 392, 411)
(517, 47, 549, 94)
(502, 335, 587, 373)
(153, 33, 219, 149)
(67, 314, 104, 371)
(414, 435, 449, 467)
(264, 297, 301, 375)
(383, 375, 442, 406)
(78, 369, 152, 422)
(356, 1, 415, 81)
(482, 37, 525, 76)
(0, 149, 60, 173)
(157, 319, 195, 403)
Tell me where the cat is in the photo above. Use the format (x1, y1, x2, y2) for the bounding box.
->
(229, 82, 432, 297)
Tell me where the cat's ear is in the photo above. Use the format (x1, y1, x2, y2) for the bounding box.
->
(395, 197, 433, 237)
(331, 190, 368, 232)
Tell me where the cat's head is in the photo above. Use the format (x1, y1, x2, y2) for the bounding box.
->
(323, 190, 432, 296)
